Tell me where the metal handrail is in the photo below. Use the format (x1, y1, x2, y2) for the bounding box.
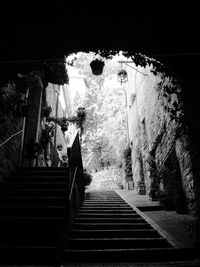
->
(69, 166, 78, 201)
(0, 129, 24, 148)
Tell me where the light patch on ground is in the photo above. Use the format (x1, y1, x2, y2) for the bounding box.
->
(88, 166, 123, 190)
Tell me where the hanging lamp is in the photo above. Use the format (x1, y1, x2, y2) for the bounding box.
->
(117, 63, 128, 84)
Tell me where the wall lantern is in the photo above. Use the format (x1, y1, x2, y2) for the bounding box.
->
(117, 69, 128, 84)
(117, 60, 148, 84)
(90, 59, 105, 75)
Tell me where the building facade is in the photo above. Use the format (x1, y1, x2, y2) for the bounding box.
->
(126, 64, 195, 214)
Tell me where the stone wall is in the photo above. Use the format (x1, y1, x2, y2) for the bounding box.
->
(0, 82, 24, 181)
(126, 65, 195, 213)
(180, 76, 200, 216)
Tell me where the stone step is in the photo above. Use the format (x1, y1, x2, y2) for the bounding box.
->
(71, 229, 161, 238)
(82, 203, 129, 207)
(76, 212, 140, 218)
(78, 210, 136, 215)
(0, 245, 59, 265)
(73, 222, 152, 230)
(0, 224, 63, 246)
(0, 205, 66, 217)
(78, 209, 137, 214)
(0, 188, 66, 197)
(84, 197, 125, 200)
(0, 167, 68, 265)
(16, 166, 68, 172)
(79, 206, 134, 211)
(84, 200, 126, 205)
(86, 193, 121, 195)
(74, 217, 146, 223)
(64, 248, 200, 263)
(0, 196, 66, 205)
(0, 216, 64, 225)
(11, 169, 68, 177)
(17, 166, 68, 171)
(86, 197, 123, 200)
(68, 237, 171, 249)
(5, 176, 66, 182)
(0, 216, 65, 246)
(0, 182, 67, 189)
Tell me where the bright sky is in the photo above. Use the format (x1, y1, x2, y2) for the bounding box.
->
(67, 66, 87, 100)
(104, 75, 125, 89)
(59, 86, 66, 110)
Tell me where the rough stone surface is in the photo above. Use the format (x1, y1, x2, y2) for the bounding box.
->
(126, 66, 195, 213)
(88, 166, 123, 190)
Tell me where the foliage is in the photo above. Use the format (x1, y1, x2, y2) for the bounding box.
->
(74, 50, 176, 78)
(0, 82, 17, 112)
(1, 59, 69, 95)
(41, 83, 52, 118)
(75, 108, 86, 136)
(146, 154, 160, 199)
(123, 146, 133, 182)
(83, 169, 93, 187)
(40, 122, 55, 149)
(47, 108, 86, 134)
(41, 105, 52, 118)
(15, 75, 30, 94)
(43, 60, 69, 85)
(135, 148, 144, 178)
(158, 76, 184, 124)
(146, 154, 157, 178)
(69, 52, 128, 171)
(24, 139, 43, 159)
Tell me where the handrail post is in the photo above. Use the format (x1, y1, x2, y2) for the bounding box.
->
(19, 117, 26, 166)
(67, 130, 85, 233)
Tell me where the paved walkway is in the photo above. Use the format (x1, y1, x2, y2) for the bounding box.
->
(88, 168, 197, 249)
(116, 189, 196, 248)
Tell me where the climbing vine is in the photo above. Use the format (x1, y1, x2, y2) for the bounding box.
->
(145, 153, 160, 199)
(41, 86, 52, 118)
(123, 145, 133, 182)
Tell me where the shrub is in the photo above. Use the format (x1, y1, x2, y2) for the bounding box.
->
(83, 169, 92, 187)
(123, 145, 133, 182)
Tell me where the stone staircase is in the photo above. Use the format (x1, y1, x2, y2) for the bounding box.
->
(64, 190, 199, 264)
(0, 167, 69, 265)
(0, 171, 199, 266)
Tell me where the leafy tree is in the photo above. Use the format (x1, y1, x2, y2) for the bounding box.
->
(68, 52, 128, 170)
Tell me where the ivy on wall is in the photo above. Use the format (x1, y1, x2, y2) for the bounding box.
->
(43, 61, 69, 85)
(123, 145, 133, 182)
(0, 59, 69, 121)
(89, 50, 175, 77)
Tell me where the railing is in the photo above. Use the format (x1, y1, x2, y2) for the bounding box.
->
(69, 166, 77, 201)
(0, 129, 24, 167)
(0, 129, 23, 148)
(67, 130, 85, 231)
